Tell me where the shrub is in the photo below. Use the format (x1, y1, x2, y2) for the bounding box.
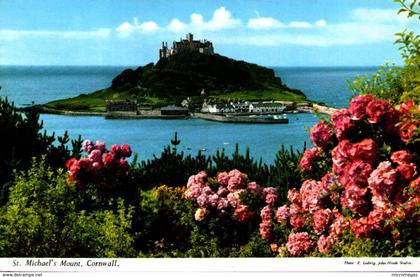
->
(261, 95, 419, 257)
(0, 157, 135, 257)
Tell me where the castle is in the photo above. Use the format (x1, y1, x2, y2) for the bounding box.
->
(159, 33, 214, 59)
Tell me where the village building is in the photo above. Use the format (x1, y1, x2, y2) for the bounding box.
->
(106, 100, 137, 112)
(160, 105, 189, 116)
(248, 102, 286, 113)
(159, 33, 214, 59)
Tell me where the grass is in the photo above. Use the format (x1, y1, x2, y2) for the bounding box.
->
(210, 88, 308, 102)
(44, 89, 174, 112)
(44, 87, 309, 113)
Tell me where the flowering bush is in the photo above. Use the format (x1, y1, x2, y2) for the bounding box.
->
(264, 95, 419, 256)
(65, 140, 132, 195)
(185, 169, 268, 223)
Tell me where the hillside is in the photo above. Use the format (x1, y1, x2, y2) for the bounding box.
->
(44, 51, 307, 112)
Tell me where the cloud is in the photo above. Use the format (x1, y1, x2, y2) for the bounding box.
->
(116, 17, 160, 37)
(247, 17, 285, 30)
(166, 6, 241, 33)
(0, 28, 111, 40)
(247, 17, 327, 30)
(167, 18, 187, 32)
(350, 8, 409, 24)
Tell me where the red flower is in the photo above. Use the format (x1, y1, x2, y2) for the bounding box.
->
(331, 109, 355, 140)
(300, 147, 321, 172)
(110, 144, 121, 156)
(234, 204, 254, 222)
(102, 152, 114, 167)
(366, 98, 393, 123)
(398, 100, 415, 115)
(286, 232, 313, 257)
(397, 163, 417, 180)
(313, 208, 333, 235)
(65, 158, 78, 171)
(348, 94, 373, 120)
(290, 215, 306, 229)
(309, 121, 333, 148)
(120, 143, 132, 158)
(349, 139, 378, 163)
(332, 140, 352, 175)
(399, 123, 416, 143)
(391, 150, 414, 165)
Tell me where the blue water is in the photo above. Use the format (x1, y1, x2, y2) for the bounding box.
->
(0, 65, 378, 163)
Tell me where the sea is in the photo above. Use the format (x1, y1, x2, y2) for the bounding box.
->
(0, 65, 378, 163)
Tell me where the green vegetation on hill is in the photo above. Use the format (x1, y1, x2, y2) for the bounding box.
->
(44, 50, 307, 112)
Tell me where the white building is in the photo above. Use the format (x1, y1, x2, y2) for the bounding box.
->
(248, 103, 285, 113)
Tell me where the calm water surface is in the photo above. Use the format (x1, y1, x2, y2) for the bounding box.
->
(0, 65, 378, 163)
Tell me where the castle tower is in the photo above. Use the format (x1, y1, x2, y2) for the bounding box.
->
(187, 33, 193, 42)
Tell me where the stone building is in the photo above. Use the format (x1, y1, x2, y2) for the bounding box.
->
(159, 33, 214, 59)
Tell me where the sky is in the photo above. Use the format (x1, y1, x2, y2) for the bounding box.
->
(0, 0, 418, 66)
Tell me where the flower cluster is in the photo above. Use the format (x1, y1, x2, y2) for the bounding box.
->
(267, 95, 419, 256)
(259, 187, 279, 241)
(66, 140, 132, 194)
(185, 169, 266, 223)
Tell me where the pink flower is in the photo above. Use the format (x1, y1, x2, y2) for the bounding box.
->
(348, 94, 373, 120)
(368, 161, 397, 199)
(300, 179, 324, 213)
(366, 98, 393, 123)
(227, 169, 248, 191)
(309, 121, 333, 148)
(187, 171, 207, 188)
(287, 188, 302, 205)
(217, 187, 229, 197)
(286, 232, 313, 257)
(300, 147, 321, 172)
(184, 184, 202, 200)
(263, 187, 279, 206)
(217, 172, 229, 187)
(234, 204, 254, 222)
(120, 144, 132, 158)
(341, 184, 369, 215)
(216, 198, 229, 210)
(259, 221, 271, 241)
(78, 158, 92, 171)
(347, 161, 373, 187)
(226, 190, 245, 208)
(208, 194, 219, 208)
(88, 149, 102, 163)
(391, 150, 414, 165)
(247, 182, 261, 195)
(95, 141, 106, 153)
(313, 208, 333, 235)
(196, 194, 209, 208)
(317, 235, 335, 254)
(82, 140, 95, 153)
(194, 208, 207, 221)
(276, 205, 290, 223)
(260, 205, 272, 222)
(331, 109, 355, 140)
(328, 211, 348, 239)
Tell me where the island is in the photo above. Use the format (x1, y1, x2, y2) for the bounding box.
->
(38, 33, 334, 122)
